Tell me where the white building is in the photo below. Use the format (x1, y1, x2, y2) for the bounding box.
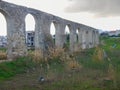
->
(0, 36, 7, 47)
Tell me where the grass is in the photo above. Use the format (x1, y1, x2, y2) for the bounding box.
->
(0, 57, 36, 80)
(0, 37, 120, 90)
(0, 47, 6, 52)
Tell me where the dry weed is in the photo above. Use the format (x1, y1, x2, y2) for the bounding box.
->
(92, 46, 104, 62)
(28, 47, 82, 72)
(65, 55, 82, 71)
(47, 47, 65, 62)
(66, 60, 81, 71)
(47, 47, 82, 71)
(0, 51, 7, 60)
(107, 63, 116, 80)
(28, 50, 44, 63)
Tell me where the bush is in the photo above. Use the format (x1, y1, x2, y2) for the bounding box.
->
(0, 51, 7, 60)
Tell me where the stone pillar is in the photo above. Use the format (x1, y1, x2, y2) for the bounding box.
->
(78, 29, 83, 47)
(70, 27, 76, 51)
(0, 3, 27, 59)
(92, 30, 95, 47)
(86, 30, 90, 48)
(96, 31, 99, 45)
(55, 23, 65, 48)
(7, 15, 27, 59)
(44, 22, 55, 49)
(88, 30, 93, 48)
(35, 17, 52, 52)
(92, 30, 99, 47)
(34, 17, 44, 51)
(94, 30, 98, 47)
(81, 30, 85, 49)
(81, 28, 89, 49)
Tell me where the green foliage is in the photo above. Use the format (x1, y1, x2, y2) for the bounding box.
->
(0, 47, 6, 52)
(0, 57, 35, 80)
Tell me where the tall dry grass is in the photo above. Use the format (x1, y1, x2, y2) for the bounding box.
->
(0, 51, 7, 60)
(28, 47, 82, 72)
(92, 46, 104, 62)
(65, 57, 82, 71)
(107, 58, 117, 88)
(48, 47, 81, 70)
(28, 50, 44, 63)
(47, 47, 65, 61)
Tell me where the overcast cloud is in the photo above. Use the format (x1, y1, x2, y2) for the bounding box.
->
(65, 0, 120, 17)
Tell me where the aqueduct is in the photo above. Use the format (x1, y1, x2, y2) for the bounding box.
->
(0, 1, 99, 59)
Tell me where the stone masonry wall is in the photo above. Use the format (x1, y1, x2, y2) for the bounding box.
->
(0, 1, 99, 59)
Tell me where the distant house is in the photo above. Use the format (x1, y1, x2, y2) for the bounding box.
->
(108, 31, 116, 36)
(0, 36, 7, 47)
(26, 31, 35, 48)
(108, 30, 120, 37)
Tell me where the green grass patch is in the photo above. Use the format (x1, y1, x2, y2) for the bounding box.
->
(0, 47, 6, 52)
(0, 57, 35, 80)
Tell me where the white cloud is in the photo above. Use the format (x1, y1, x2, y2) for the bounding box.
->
(65, 0, 120, 17)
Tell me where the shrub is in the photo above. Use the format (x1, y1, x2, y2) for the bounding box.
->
(0, 51, 7, 60)
(92, 46, 105, 62)
(47, 47, 65, 63)
(28, 50, 44, 63)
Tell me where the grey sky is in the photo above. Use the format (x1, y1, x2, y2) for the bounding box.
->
(65, 0, 120, 17)
(0, 0, 120, 35)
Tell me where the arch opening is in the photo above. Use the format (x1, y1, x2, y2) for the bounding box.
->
(76, 29, 79, 43)
(64, 25, 70, 49)
(50, 22, 56, 45)
(25, 14, 36, 49)
(0, 11, 8, 60)
(0, 12, 7, 48)
(0, 13, 7, 36)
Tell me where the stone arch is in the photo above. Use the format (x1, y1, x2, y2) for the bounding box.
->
(0, 9, 15, 59)
(0, 12, 6, 36)
(25, 14, 36, 49)
(0, 1, 99, 59)
(50, 21, 57, 45)
(77, 28, 82, 46)
(65, 24, 71, 34)
(0, 9, 9, 20)
(76, 28, 79, 43)
(64, 24, 71, 49)
(0, 12, 8, 51)
(0, 9, 12, 36)
(25, 14, 35, 31)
